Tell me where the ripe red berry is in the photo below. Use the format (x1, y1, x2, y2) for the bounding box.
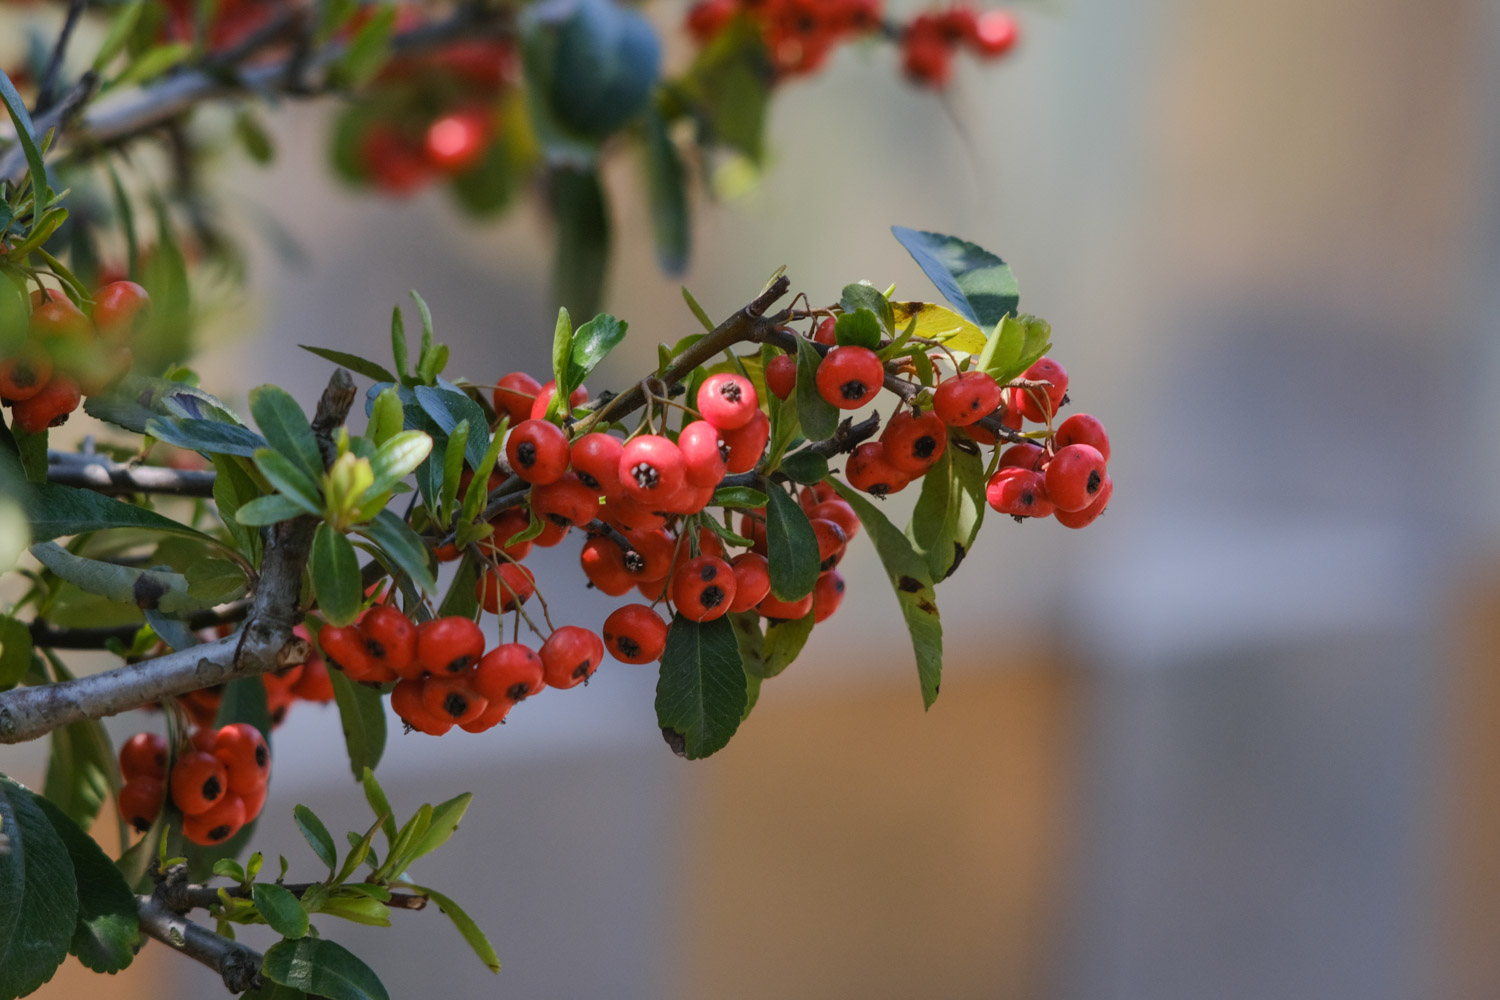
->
(120, 732, 168, 782)
(239, 783, 268, 822)
(654, 478, 715, 515)
(972, 9, 1019, 57)
(570, 432, 625, 498)
(1054, 475, 1112, 529)
(529, 380, 589, 420)
(933, 371, 1002, 426)
(622, 528, 676, 582)
(602, 604, 669, 664)
(539, 626, 604, 689)
(696, 372, 759, 429)
(292, 658, 336, 702)
(473, 643, 546, 703)
(670, 555, 736, 621)
(813, 570, 845, 623)
(182, 793, 247, 846)
(799, 481, 837, 512)
(720, 409, 770, 473)
(10, 374, 80, 433)
(813, 317, 837, 345)
(507, 419, 570, 485)
(475, 562, 536, 613)
(460, 698, 513, 734)
(1042, 443, 1106, 512)
(1054, 412, 1110, 462)
(493, 372, 542, 426)
(815, 345, 883, 410)
(530, 472, 600, 528)
(619, 435, 686, 504)
(212, 723, 270, 795)
(0, 347, 53, 402)
(92, 281, 151, 339)
(479, 508, 535, 563)
(678, 420, 728, 487)
(881, 409, 948, 474)
(171, 751, 229, 815)
(318, 623, 377, 681)
(997, 442, 1045, 471)
(534, 518, 570, 546)
(671, 526, 726, 575)
(809, 517, 848, 571)
(29, 295, 91, 340)
(758, 591, 814, 621)
(1014, 357, 1069, 422)
(728, 552, 772, 612)
(579, 535, 637, 596)
(807, 498, 859, 541)
(118, 777, 165, 833)
(420, 674, 489, 727)
(766, 353, 797, 400)
(845, 441, 911, 497)
(391, 678, 453, 736)
(417, 616, 486, 675)
(360, 605, 417, 679)
(424, 109, 491, 172)
(985, 467, 1054, 519)
(738, 512, 769, 555)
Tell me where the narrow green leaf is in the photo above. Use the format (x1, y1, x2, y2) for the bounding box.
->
(980, 313, 1053, 385)
(329, 671, 386, 781)
(793, 337, 838, 442)
(655, 615, 747, 760)
(402, 884, 500, 974)
(710, 486, 768, 509)
(0, 780, 79, 999)
(23, 481, 221, 544)
(27, 792, 138, 975)
(830, 480, 944, 708)
(890, 227, 1020, 329)
(551, 167, 609, 323)
(410, 292, 436, 379)
(299, 346, 396, 384)
(92, 1, 145, 72)
(249, 385, 323, 481)
(261, 937, 390, 1000)
(145, 416, 268, 458)
(335, 816, 386, 887)
(114, 42, 192, 86)
(312, 525, 362, 627)
(0, 68, 49, 217)
(293, 805, 338, 874)
(336, 6, 396, 89)
(906, 445, 985, 581)
(406, 793, 471, 864)
(357, 510, 437, 595)
(549, 307, 573, 409)
(764, 486, 819, 601)
(252, 449, 324, 515)
(370, 430, 433, 495)
(29, 542, 215, 615)
(360, 768, 399, 846)
(236, 494, 309, 527)
(566, 314, 628, 391)
(439, 423, 468, 522)
(681, 287, 715, 333)
(252, 883, 309, 939)
(391, 307, 409, 380)
(0, 614, 32, 691)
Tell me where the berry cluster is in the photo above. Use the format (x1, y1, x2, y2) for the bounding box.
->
(0, 282, 145, 432)
(683, 0, 1018, 86)
(180, 624, 336, 729)
(116, 723, 271, 846)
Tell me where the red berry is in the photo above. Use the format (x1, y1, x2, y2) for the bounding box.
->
(738, 512, 769, 556)
(29, 295, 91, 340)
(579, 535, 637, 596)
(530, 472, 600, 529)
(529, 380, 589, 420)
(678, 420, 728, 487)
(671, 556, 736, 621)
(292, 658, 336, 702)
(1054, 413, 1110, 462)
(539, 626, 604, 689)
(212, 723, 270, 795)
(1055, 475, 1112, 529)
(534, 518, 569, 546)
(120, 732, 168, 782)
(881, 409, 948, 474)
(1014, 357, 1069, 422)
(460, 698, 513, 733)
(799, 482, 838, 512)
(619, 435, 686, 504)
(813, 317, 837, 345)
(391, 678, 453, 736)
(360, 605, 417, 679)
(813, 570, 845, 623)
(728, 552, 772, 612)
(997, 442, 1045, 471)
(92, 281, 151, 339)
(475, 562, 536, 614)
(472, 643, 546, 703)
(972, 10, 1019, 57)
(720, 409, 770, 473)
(424, 109, 491, 173)
(420, 674, 488, 727)
(182, 793, 246, 846)
(0, 347, 53, 402)
(118, 777, 165, 833)
(10, 375, 80, 432)
(809, 517, 848, 572)
(171, 751, 229, 815)
(507, 419, 570, 485)
(845, 441, 911, 497)
(570, 432, 624, 498)
(493, 372, 542, 426)
(815, 346, 883, 410)
(696, 372, 759, 429)
(239, 782, 268, 821)
(602, 604, 669, 664)
(933, 371, 1002, 426)
(622, 528, 676, 582)
(758, 591, 814, 621)
(1042, 443, 1106, 512)
(417, 616, 486, 675)
(807, 498, 859, 541)
(479, 508, 535, 563)
(985, 467, 1054, 519)
(765, 353, 797, 400)
(318, 623, 377, 681)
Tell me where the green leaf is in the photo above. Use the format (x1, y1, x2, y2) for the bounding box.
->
(889, 301, 987, 355)
(249, 385, 323, 481)
(906, 445, 985, 581)
(551, 167, 610, 322)
(330, 672, 387, 782)
(0, 68, 49, 218)
(642, 108, 689, 274)
(655, 615, 747, 760)
(336, 816, 385, 887)
(23, 482, 219, 545)
(793, 337, 838, 442)
(368, 387, 405, 447)
(391, 307, 410, 381)
(312, 524, 362, 627)
(245, 980, 308, 1000)
(335, 5, 396, 88)
(436, 553, 480, 620)
(293, 805, 338, 874)
(438, 424, 467, 522)
(840, 282, 895, 334)
(115, 41, 192, 86)
(406, 793, 471, 865)
(261, 937, 390, 1000)
(978, 313, 1053, 385)
(830, 480, 944, 708)
(236, 495, 309, 527)
(252, 883, 310, 939)
(370, 430, 432, 496)
(92, 1, 145, 72)
(890, 227, 1020, 330)
(411, 292, 437, 381)
(360, 768, 399, 847)
(43, 718, 113, 831)
(763, 486, 819, 601)
(681, 287, 716, 334)
(760, 612, 815, 678)
(213, 859, 247, 882)
(357, 510, 437, 595)
(679, 20, 770, 160)
(412, 387, 486, 470)
(710, 486, 768, 509)
(185, 559, 248, 605)
(777, 451, 829, 485)
(0, 779, 79, 999)
(29, 542, 215, 615)
(253, 449, 324, 515)
(299, 346, 396, 384)
(315, 894, 391, 927)
(145, 416, 269, 458)
(0, 615, 32, 691)
(567, 314, 628, 391)
(27, 792, 138, 975)
(234, 109, 276, 164)
(833, 309, 883, 351)
(402, 884, 500, 974)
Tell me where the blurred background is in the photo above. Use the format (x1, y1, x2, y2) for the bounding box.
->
(8, 0, 1500, 996)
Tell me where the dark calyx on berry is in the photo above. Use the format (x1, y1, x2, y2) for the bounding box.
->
(631, 463, 659, 488)
(841, 381, 868, 401)
(516, 442, 537, 468)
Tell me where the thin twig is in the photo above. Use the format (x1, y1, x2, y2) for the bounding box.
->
(46, 451, 218, 497)
(34, 0, 86, 114)
(27, 599, 250, 650)
(173, 881, 429, 912)
(136, 894, 264, 994)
